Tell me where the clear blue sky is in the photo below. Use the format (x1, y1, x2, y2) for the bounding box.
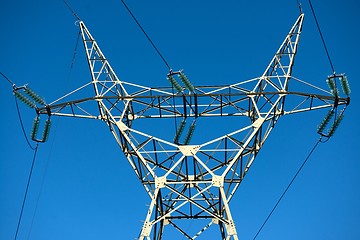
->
(1, 0, 359, 239)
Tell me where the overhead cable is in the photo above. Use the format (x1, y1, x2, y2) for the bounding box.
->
(14, 97, 36, 150)
(253, 137, 322, 239)
(120, 0, 172, 70)
(63, 0, 81, 20)
(14, 143, 39, 240)
(1, 71, 15, 86)
(308, 0, 336, 74)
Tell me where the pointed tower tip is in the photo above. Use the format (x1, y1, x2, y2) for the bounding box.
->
(259, 13, 305, 91)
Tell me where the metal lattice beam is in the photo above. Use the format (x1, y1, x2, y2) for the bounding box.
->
(35, 13, 349, 240)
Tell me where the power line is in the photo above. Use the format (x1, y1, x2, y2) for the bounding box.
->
(63, 0, 81, 20)
(2, 72, 38, 150)
(14, 142, 39, 240)
(14, 96, 36, 150)
(119, 0, 180, 137)
(119, 0, 172, 71)
(308, 0, 336, 74)
(26, 119, 59, 240)
(1, 71, 15, 86)
(251, 5, 346, 236)
(253, 137, 322, 240)
(26, 30, 80, 239)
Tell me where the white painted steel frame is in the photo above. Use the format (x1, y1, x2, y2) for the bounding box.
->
(37, 13, 349, 239)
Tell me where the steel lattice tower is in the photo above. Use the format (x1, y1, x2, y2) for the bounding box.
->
(30, 13, 350, 239)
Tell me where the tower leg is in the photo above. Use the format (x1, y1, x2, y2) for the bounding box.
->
(139, 188, 160, 240)
(138, 184, 240, 240)
(219, 186, 239, 240)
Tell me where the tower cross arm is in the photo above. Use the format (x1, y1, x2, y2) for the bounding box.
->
(36, 86, 349, 120)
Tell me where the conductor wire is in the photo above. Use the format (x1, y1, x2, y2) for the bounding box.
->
(63, 0, 81, 20)
(120, 0, 172, 70)
(253, 137, 322, 239)
(308, 0, 336, 74)
(1, 71, 15, 86)
(14, 96, 36, 150)
(14, 143, 39, 240)
(26, 28, 81, 239)
(0, 71, 36, 150)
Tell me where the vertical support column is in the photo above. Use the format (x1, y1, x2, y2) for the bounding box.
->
(139, 188, 160, 240)
(213, 175, 239, 240)
(139, 177, 166, 240)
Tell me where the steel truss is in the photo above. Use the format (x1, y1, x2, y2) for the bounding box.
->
(37, 13, 349, 239)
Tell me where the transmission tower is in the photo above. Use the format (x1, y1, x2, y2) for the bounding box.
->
(18, 13, 350, 239)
